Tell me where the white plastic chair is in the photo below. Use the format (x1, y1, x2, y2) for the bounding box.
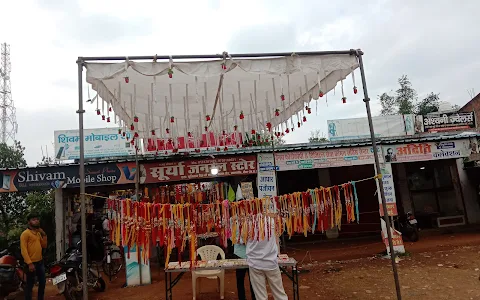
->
(192, 245, 225, 300)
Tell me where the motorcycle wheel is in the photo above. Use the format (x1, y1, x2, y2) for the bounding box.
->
(93, 277, 106, 292)
(64, 276, 82, 300)
(102, 250, 124, 277)
(409, 228, 419, 242)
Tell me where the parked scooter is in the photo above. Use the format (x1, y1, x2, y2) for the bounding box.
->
(0, 241, 26, 298)
(395, 211, 419, 242)
(49, 232, 106, 300)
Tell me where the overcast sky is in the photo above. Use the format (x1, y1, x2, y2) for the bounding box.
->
(1, 0, 479, 165)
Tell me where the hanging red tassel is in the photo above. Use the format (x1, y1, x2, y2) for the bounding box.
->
(134, 132, 139, 138)
(188, 132, 192, 137)
(303, 116, 307, 122)
(298, 122, 301, 128)
(280, 94, 285, 101)
(166, 128, 170, 134)
(151, 130, 156, 135)
(102, 115, 105, 121)
(234, 125, 238, 131)
(107, 117, 111, 123)
(134, 116, 139, 123)
(251, 129, 256, 134)
(285, 128, 290, 134)
(130, 124, 135, 131)
(124, 76, 129, 83)
(109, 107, 112, 112)
(319, 90, 324, 97)
(266, 122, 272, 131)
(353, 86, 358, 94)
(275, 109, 280, 117)
(308, 108, 312, 114)
(168, 68, 173, 78)
(118, 129, 122, 134)
(204, 126, 208, 132)
(206, 115, 211, 121)
(96, 109, 101, 115)
(170, 116, 175, 123)
(224, 146, 228, 151)
(239, 111, 244, 120)
(342, 97, 347, 104)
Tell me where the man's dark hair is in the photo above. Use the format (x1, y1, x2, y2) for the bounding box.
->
(27, 213, 39, 221)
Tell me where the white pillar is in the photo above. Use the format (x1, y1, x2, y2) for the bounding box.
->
(54, 188, 64, 260)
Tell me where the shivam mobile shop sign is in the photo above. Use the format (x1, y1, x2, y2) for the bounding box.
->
(415, 111, 476, 133)
(0, 162, 137, 192)
(274, 146, 383, 171)
(383, 138, 473, 163)
(54, 128, 135, 160)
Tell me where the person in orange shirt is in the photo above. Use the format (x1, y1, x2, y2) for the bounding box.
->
(20, 213, 47, 300)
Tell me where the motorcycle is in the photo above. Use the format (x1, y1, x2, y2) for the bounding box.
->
(395, 211, 419, 242)
(49, 234, 106, 300)
(0, 241, 25, 299)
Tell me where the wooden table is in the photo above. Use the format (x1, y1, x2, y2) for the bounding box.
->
(165, 258, 299, 300)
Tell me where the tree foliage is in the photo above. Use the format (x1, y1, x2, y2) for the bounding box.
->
(379, 75, 445, 116)
(309, 130, 329, 143)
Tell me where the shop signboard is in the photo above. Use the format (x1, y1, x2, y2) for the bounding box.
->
(144, 132, 243, 153)
(415, 111, 476, 133)
(383, 138, 473, 163)
(140, 155, 257, 184)
(257, 153, 277, 198)
(327, 114, 415, 141)
(54, 128, 135, 160)
(274, 146, 383, 171)
(377, 164, 398, 217)
(0, 162, 137, 192)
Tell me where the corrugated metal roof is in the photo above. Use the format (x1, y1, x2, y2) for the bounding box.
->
(1, 131, 479, 171)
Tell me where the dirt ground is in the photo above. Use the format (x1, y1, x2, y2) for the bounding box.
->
(40, 231, 480, 300)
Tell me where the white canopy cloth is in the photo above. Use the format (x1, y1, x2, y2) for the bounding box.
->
(85, 53, 359, 148)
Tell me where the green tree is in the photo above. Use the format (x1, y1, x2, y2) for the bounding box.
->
(416, 92, 440, 115)
(396, 75, 417, 114)
(309, 130, 329, 143)
(378, 92, 396, 116)
(0, 142, 28, 245)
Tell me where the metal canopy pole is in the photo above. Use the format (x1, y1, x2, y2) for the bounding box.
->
(76, 59, 89, 300)
(78, 49, 359, 62)
(356, 51, 402, 300)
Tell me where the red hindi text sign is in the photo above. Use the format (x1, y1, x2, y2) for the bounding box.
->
(141, 155, 257, 184)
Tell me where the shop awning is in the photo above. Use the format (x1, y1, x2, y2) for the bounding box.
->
(85, 52, 359, 147)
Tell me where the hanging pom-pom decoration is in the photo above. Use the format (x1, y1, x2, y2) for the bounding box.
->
(298, 122, 301, 128)
(234, 125, 238, 131)
(134, 132, 139, 138)
(275, 109, 280, 117)
(236, 144, 240, 148)
(195, 148, 201, 153)
(107, 117, 111, 123)
(353, 86, 358, 94)
(170, 116, 175, 123)
(118, 129, 122, 134)
(124, 76, 129, 83)
(221, 62, 227, 70)
(134, 116, 139, 123)
(224, 146, 228, 151)
(172, 148, 179, 153)
(251, 129, 256, 135)
(280, 94, 285, 101)
(109, 107, 112, 112)
(166, 128, 170, 134)
(130, 123, 135, 131)
(303, 116, 307, 122)
(319, 90, 324, 97)
(291, 127, 294, 132)
(151, 129, 156, 136)
(188, 132, 192, 137)
(168, 68, 173, 79)
(342, 97, 347, 104)
(239, 111, 244, 120)
(130, 140, 135, 145)
(122, 132, 126, 137)
(204, 126, 208, 132)
(266, 122, 272, 131)
(102, 115, 105, 121)
(308, 108, 312, 114)
(285, 128, 290, 134)
(206, 115, 211, 121)
(222, 130, 226, 135)
(216, 147, 221, 152)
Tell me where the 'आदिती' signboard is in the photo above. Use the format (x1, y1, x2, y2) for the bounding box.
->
(274, 146, 383, 171)
(416, 111, 476, 133)
(382, 139, 473, 163)
(54, 128, 135, 160)
(140, 155, 257, 184)
(257, 153, 277, 198)
(0, 162, 137, 192)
